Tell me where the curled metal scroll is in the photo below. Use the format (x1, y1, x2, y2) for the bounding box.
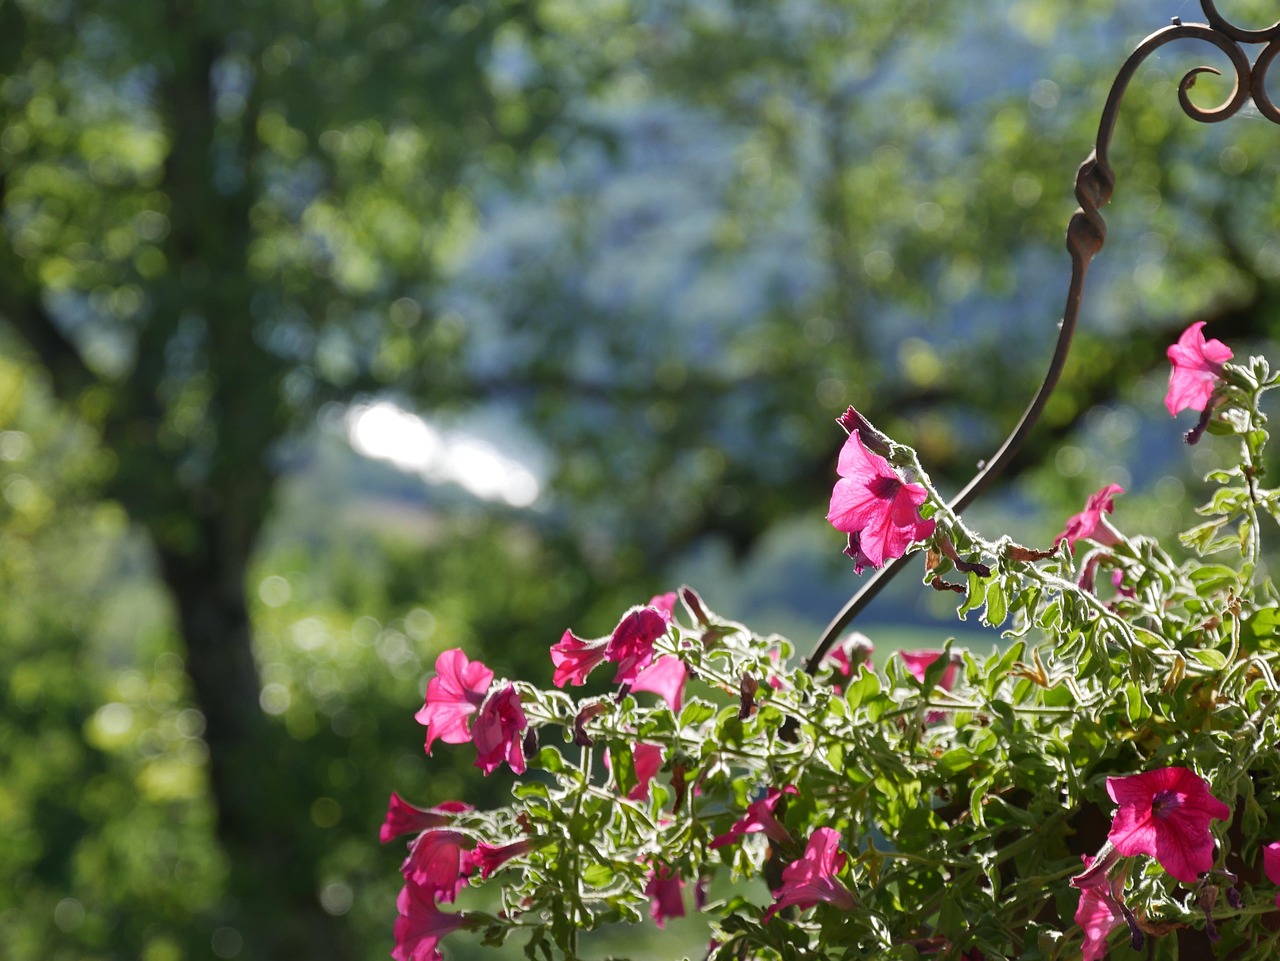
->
(807, 3, 1280, 672)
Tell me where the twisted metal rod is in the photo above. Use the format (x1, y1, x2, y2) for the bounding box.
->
(807, 6, 1280, 672)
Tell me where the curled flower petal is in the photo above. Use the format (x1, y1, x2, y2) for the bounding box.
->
(466, 838, 539, 880)
(401, 830, 474, 903)
(647, 592, 678, 621)
(1073, 854, 1127, 961)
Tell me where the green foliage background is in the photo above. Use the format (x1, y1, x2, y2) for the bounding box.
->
(4, 0, 1280, 958)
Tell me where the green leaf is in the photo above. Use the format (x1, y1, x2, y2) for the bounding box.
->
(1124, 683, 1150, 723)
(826, 742, 844, 771)
(1190, 648, 1227, 670)
(984, 578, 1008, 627)
(936, 747, 976, 777)
(845, 668, 881, 710)
(987, 639, 1024, 682)
(580, 862, 613, 887)
(957, 572, 986, 618)
(1189, 564, 1240, 595)
(535, 746, 566, 773)
(969, 772, 994, 828)
(1241, 607, 1280, 653)
(679, 700, 717, 728)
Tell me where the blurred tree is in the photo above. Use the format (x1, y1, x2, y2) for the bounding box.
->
(453, 0, 1280, 564)
(5, 0, 1280, 958)
(0, 0, 582, 957)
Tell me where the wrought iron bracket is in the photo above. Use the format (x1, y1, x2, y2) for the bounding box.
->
(807, 2, 1280, 672)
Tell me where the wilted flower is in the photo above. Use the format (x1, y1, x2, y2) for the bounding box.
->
(1166, 321, 1232, 417)
(1105, 767, 1231, 884)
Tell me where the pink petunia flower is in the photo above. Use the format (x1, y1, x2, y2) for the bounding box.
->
(392, 882, 469, 961)
(606, 742, 665, 801)
(553, 602, 672, 689)
(1072, 854, 1127, 961)
(827, 427, 935, 572)
(550, 630, 608, 688)
(631, 743, 665, 801)
(630, 655, 688, 712)
(1056, 484, 1124, 550)
(709, 785, 798, 849)
(1263, 843, 1280, 909)
(401, 830, 474, 904)
(899, 650, 958, 690)
(1166, 321, 1233, 417)
(415, 649, 493, 754)
(1105, 767, 1231, 884)
(647, 591, 678, 621)
(380, 794, 472, 844)
(605, 606, 670, 685)
(466, 838, 538, 880)
(765, 648, 786, 691)
(827, 632, 874, 681)
(763, 827, 857, 921)
(471, 685, 528, 776)
(645, 863, 686, 928)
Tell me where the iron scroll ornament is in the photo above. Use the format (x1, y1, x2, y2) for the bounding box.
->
(806, 5, 1280, 673)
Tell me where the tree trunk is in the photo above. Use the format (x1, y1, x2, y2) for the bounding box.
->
(158, 523, 353, 961)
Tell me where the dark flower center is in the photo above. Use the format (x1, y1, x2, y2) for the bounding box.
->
(1151, 789, 1182, 819)
(869, 475, 903, 500)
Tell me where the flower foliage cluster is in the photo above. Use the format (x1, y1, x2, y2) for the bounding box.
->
(383, 324, 1280, 960)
